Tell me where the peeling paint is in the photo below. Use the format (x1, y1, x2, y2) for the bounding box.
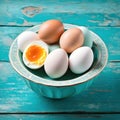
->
(88, 104, 100, 109)
(21, 19, 35, 26)
(108, 62, 120, 74)
(80, 103, 100, 109)
(88, 19, 112, 26)
(0, 104, 20, 111)
(99, 20, 112, 26)
(2, 36, 13, 46)
(111, 49, 120, 56)
(114, 69, 120, 74)
(21, 6, 42, 17)
(0, 63, 12, 81)
(22, 19, 29, 26)
(108, 62, 119, 68)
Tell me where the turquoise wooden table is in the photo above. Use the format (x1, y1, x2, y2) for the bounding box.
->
(0, 0, 120, 119)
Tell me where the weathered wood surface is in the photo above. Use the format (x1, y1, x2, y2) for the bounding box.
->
(0, 61, 120, 113)
(0, 0, 120, 119)
(0, 114, 120, 120)
(0, 0, 120, 27)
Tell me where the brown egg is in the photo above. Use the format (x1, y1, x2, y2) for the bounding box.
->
(38, 20, 64, 44)
(59, 28, 84, 53)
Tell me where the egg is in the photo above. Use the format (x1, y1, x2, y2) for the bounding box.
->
(79, 26, 93, 48)
(69, 46, 94, 74)
(59, 27, 84, 53)
(38, 19, 64, 44)
(23, 40, 48, 69)
(44, 48, 68, 79)
(17, 31, 39, 52)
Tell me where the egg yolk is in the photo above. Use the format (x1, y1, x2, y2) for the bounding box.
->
(25, 45, 47, 65)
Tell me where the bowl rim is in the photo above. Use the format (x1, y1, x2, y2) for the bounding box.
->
(9, 23, 108, 87)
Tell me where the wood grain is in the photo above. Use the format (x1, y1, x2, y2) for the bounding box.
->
(0, 62, 120, 113)
(0, 0, 120, 119)
(0, 114, 120, 120)
(0, 0, 119, 26)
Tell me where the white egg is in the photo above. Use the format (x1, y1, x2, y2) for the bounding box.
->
(17, 31, 39, 52)
(69, 46, 94, 74)
(79, 26, 93, 48)
(44, 48, 68, 79)
(23, 40, 48, 69)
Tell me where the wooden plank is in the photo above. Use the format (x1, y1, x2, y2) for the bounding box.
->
(0, 114, 120, 120)
(0, 27, 28, 61)
(90, 27, 120, 61)
(0, 27, 120, 61)
(0, 61, 120, 113)
(0, 0, 120, 26)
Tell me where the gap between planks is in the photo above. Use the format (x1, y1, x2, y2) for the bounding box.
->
(0, 25, 120, 28)
(0, 25, 34, 27)
(1, 111, 120, 115)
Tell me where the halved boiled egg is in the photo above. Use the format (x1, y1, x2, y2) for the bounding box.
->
(23, 40, 48, 69)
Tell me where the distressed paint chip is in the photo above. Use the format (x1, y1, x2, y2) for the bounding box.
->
(0, 104, 20, 111)
(88, 104, 100, 109)
(21, 6, 42, 17)
(2, 36, 13, 46)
